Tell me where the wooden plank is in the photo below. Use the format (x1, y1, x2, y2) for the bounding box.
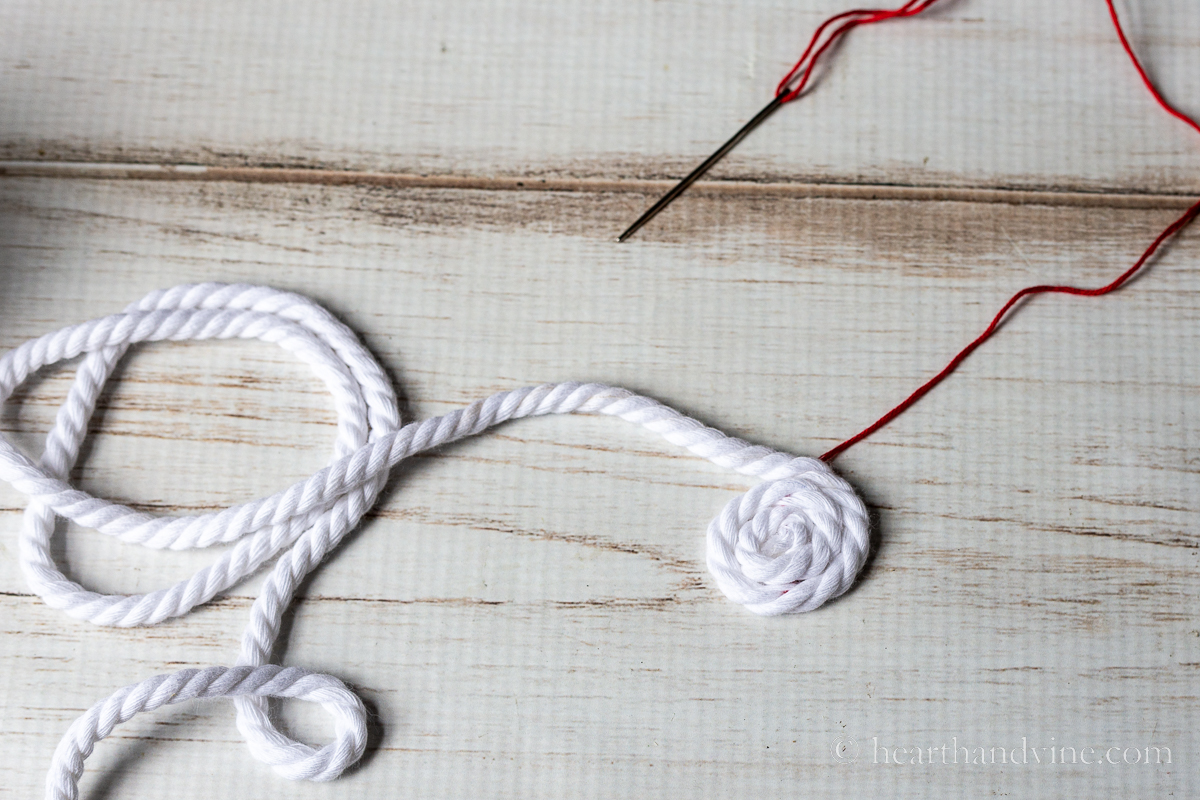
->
(3, 0, 1199, 193)
(0, 176, 1196, 798)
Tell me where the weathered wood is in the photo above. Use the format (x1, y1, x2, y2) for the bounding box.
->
(4, 0, 1199, 795)
(0, 176, 1196, 798)
(3, 0, 1199, 192)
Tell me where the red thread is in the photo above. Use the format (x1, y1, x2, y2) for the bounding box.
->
(817, 0, 1200, 462)
(1105, 0, 1200, 138)
(776, 1, 943, 103)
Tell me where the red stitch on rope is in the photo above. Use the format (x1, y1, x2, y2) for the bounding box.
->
(820, 1, 1200, 462)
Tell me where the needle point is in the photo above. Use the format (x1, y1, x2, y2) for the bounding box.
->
(616, 93, 786, 242)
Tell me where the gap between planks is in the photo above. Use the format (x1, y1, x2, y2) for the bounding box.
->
(1, 161, 1196, 210)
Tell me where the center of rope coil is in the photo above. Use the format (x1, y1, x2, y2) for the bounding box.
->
(0, 284, 868, 799)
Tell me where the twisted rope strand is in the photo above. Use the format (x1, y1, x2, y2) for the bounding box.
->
(46, 666, 367, 800)
(0, 284, 868, 799)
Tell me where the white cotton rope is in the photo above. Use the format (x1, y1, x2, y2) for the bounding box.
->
(0, 284, 869, 799)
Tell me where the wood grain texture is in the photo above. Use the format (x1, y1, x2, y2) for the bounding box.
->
(2, 0, 1199, 796)
(0, 176, 1196, 798)
(3, 0, 1200, 193)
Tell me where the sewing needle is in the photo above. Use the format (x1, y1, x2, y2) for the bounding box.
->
(617, 91, 787, 242)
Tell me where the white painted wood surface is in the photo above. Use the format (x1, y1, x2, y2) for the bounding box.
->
(3, 0, 1200, 191)
(1, 1, 1198, 798)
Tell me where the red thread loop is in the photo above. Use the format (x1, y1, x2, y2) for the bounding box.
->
(818, 0, 1200, 462)
(776, 1, 942, 103)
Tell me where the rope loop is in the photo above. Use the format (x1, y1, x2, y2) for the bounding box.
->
(45, 666, 366, 800)
(0, 284, 869, 796)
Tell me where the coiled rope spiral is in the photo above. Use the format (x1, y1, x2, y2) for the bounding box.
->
(0, 284, 868, 799)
